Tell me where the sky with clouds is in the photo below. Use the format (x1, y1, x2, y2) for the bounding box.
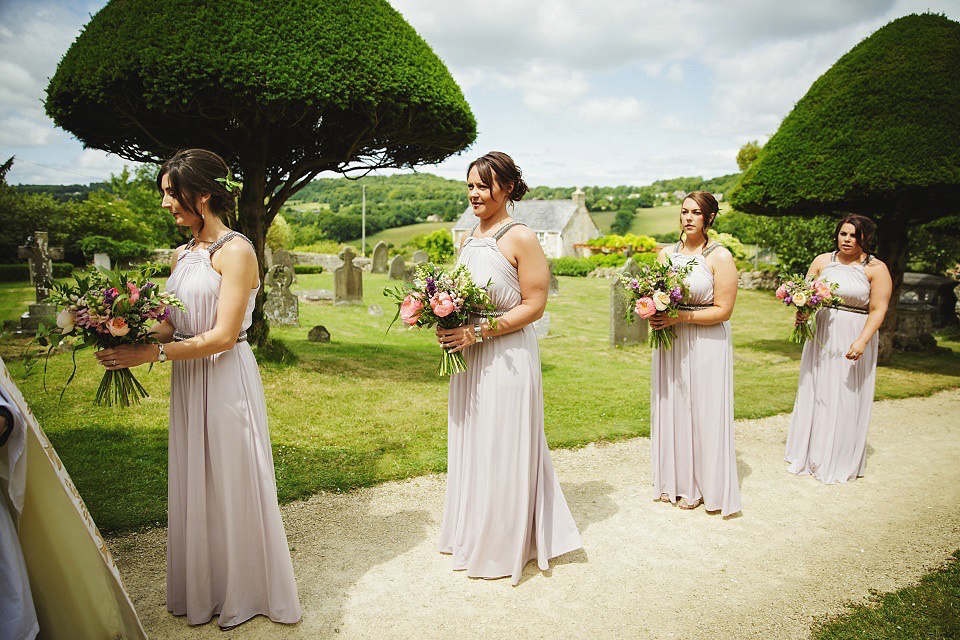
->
(1, 0, 957, 187)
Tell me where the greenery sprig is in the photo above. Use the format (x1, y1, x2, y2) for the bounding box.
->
(215, 173, 242, 194)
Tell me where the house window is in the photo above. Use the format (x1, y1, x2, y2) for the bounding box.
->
(535, 231, 547, 245)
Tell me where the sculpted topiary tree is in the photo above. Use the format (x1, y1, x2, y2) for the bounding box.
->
(730, 13, 960, 361)
(46, 0, 476, 343)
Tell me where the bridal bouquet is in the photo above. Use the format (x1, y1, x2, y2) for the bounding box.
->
(37, 266, 184, 406)
(384, 263, 498, 376)
(618, 261, 693, 350)
(775, 274, 841, 344)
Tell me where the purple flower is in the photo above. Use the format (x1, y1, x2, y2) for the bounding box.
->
(104, 287, 118, 304)
(425, 276, 436, 298)
(670, 287, 683, 303)
(784, 295, 792, 305)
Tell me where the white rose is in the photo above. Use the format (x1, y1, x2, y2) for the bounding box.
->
(652, 290, 671, 312)
(793, 292, 808, 307)
(56, 308, 76, 334)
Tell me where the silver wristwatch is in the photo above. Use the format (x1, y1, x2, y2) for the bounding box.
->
(157, 343, 168, 363)
(473, 323, 484, 343)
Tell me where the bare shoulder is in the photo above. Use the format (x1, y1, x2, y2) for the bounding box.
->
(864, 256, 890, 277)
(707, 244, 735, 266)
(214, 236, 258, 270)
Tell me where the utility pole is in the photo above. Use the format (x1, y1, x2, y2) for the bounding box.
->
(361, 183, 366, 256)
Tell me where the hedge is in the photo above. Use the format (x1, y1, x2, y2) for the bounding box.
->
(0, 262, 74, 282)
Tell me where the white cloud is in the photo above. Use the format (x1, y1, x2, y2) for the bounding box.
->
(578, 97, 648, 124)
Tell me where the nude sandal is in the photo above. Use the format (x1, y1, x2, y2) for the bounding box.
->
(678, 497, 703, 510)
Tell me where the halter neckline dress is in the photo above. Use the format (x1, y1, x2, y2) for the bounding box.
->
(440, 221, 583, 585)
(165, 231, 301, 627)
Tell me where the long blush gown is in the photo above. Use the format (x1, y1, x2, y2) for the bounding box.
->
(650, 244, 742, 516)
(440, 222, 582, 585)
(166, 232, 301, 627)
(785, 253, 878, 484)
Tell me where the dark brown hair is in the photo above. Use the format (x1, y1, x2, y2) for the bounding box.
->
(682, 190, 719, 239)
(467, 151, 529, 203)
(157, 149, 237, 229)
(834, 214, 876, 254)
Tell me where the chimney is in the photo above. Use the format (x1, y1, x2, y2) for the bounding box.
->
(572, 187, 586, 209)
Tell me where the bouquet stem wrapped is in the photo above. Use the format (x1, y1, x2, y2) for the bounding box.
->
(385, 263, 498, 376)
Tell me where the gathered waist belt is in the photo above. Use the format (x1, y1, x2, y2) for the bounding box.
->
(827, 303, 869, 315)
(174, 330, 247, 342)
(676, 303, 712, 311)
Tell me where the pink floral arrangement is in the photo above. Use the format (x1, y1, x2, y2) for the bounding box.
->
(385, 263, 498, 376)
(37, 266, 185, 406)
(617, 261, 693, 350)
(776, 274, 842, 344)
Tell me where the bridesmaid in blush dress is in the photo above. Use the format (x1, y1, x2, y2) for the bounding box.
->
(437, 152, 582, 585)
(785, 215, 892, 484)
(649, 191, 742, 516)
(96, 149, 301, 629)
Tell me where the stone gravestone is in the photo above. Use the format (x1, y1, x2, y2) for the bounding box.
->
(548, 263, 559, 296)
(412, 250, 429, 266)
(533, 311, 550, 339)
(371, 241, 389, 274)
(388, 255, 407, 280)
(609, 256, 649, 347)
(368, 304, 383, 316)
(308, 325, 330, 343)
(17, 232, 64, 334)
(272, 249, 296, 283)
(334, 246, 363, 305)
(263, 265, 299, 326)
(93, 253, 111, 270)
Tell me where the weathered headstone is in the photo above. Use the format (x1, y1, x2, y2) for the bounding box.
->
(263, 265, 299, 326)
(273, 248, 296, 283)
(298, 289, 333, 302)
(388, 255, 407, 280)
(548, 264, 559, 296)
(533, 311, 550, 339)
(308, 325, 330, 343)
(371, 242, 389, 274)
(412, 250, 429, 265)
(16, 232, 64, 334)
(368, 304, 383, 316)
(334, 246, 363, 305)
(610, 256, 649, 347)
(93, 253, 111, 270)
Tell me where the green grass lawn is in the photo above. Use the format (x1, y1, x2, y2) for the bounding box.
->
(593, 202, 733, 237)
(345, 221, 453, 248)
(2, 275, 959, 533)
(812, 551, 960, 639)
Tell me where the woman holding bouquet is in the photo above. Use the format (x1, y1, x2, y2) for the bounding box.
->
(95, 149, 300, 629)
(785, 215, 892, 483)
(436, 151, 582, 584)
(649, 191, 741, 515)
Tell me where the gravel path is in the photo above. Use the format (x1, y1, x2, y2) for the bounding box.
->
(110, 389, 960, 639)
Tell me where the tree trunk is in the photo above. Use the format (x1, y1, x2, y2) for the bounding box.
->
(876, 213, 909, 364)
(236, 138, 270, 347)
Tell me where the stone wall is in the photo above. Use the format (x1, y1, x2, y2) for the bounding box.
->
(738, 270, 778, 290)
(291, 252, 372, 272)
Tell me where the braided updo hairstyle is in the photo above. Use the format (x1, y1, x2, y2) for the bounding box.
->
(468, 151, 529, 203)
(157, 149, 238, 230)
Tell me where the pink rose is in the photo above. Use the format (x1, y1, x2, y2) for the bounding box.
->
(813, 280, 830, 297)
(399, 294, 424, 325)
(126, 282, 141, 304)
(107, 316, 130, 337)
(634, 297, 657, 319)
(775, 285, 788, 300)
(430, 292, 456, 318)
